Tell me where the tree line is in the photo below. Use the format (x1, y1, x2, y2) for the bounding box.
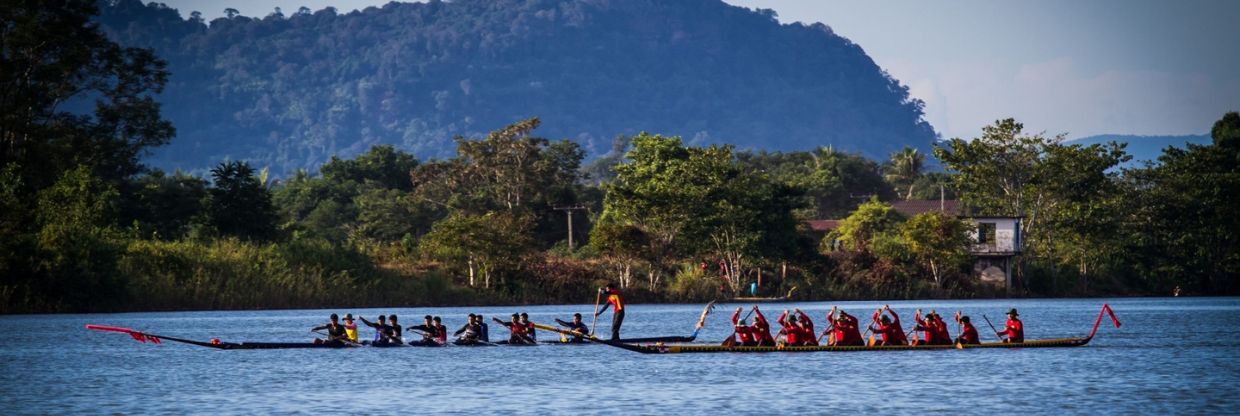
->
(2, 1, 1236, 313)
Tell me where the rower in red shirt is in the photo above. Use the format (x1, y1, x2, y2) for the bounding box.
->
(777, 309, 814, 346)
(795, 309, 818, 346)
(727, 307, 757, 346)
(867, 305, 908, 346)
(751, 306, 776, 346)
(998, 308, 1024, 343)
(929, 312, 952, 345)
(954, 312, 979, 345)
(827, 308, 863, 346)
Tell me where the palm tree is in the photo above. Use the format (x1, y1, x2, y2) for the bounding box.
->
(885, 146, 924, 199)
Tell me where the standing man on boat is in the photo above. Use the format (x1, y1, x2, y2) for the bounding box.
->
(955, 313, 980, 345)
(595, 283, 625, 340)
(998, 308, 1024, 343)
(554, 313, 590, 343)
(310, 313, 348, 344)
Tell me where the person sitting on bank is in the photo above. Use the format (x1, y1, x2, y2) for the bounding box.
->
(555, 313, 590, 343)
(998, 308, 1024, 343)
(311, 313, 348, 344)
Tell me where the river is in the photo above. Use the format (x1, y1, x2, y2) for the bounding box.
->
(1, 297, 1237, 414)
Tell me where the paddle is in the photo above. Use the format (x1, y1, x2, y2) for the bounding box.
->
(590, 289, 601, 337)
(982, 314, 1004, 342)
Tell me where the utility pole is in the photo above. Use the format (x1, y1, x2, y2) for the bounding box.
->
(553, 205, 587, 250)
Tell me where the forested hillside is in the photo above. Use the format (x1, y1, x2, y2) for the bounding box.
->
(94, 0, 936, 176)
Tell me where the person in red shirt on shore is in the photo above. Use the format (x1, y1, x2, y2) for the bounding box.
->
(726, 307, 757, 346)
(998, 308, 1024, 343)
(751, 306, 776, 346)
(954, 312, 980, 345)
(868, 305, 909, 346)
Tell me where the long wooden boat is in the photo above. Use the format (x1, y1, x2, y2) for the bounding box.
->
(730, 286, 798, 303)
(533, 304, 1121, 354)
(85, 325, 358, 349)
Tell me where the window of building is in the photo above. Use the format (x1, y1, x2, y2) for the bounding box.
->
(978, 222, 996, 245)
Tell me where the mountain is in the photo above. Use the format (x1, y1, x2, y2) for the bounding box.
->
(94, 0, 937, 176)
(1068, 134, 1211, 168)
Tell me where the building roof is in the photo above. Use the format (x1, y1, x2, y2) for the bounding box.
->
(890, 199, 960, 217)
(805, 219, 841, 232)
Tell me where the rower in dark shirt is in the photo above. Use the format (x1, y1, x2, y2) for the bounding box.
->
(454, 314, 483, 344)
(359, 315, 397, 344)
(477, 313, 490, 342)
(387, 314, 402, 342)
(554, 313, 590, 343)
(310, 313, 348, 344)
(408, 315, 439, 346)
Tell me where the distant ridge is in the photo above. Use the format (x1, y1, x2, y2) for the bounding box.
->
(94, 0, 936, 176)
(1068, 134, 1211, 167)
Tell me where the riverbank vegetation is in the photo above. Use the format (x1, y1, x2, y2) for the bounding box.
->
(2, 2, 1236, 313)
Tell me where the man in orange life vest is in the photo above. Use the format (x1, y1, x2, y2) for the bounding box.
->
(596, 283, 625, 340)
(998, 308, 1024, 343)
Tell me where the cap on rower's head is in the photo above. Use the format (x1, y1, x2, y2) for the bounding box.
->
(330, 313, 339, 320)
(738, 319, 748, 326)
(787, 314, 797, 322)
(343, 313, 353, 321)
(880, 315, 891, 323)
(960, 316, 971, 323)
(1007, 308, 1019, 316)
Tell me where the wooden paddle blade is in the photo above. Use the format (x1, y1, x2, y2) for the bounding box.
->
(867, 334, 876, 347)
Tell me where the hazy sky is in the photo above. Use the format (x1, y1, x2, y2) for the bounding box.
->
(156, 0, 1240, 140)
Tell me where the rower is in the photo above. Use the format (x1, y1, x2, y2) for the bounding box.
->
(476, 313, 490, 342)
(388, 314, 402, 343)
(554, 313, 590, 343)
(431, 316, 447, 344)
(454, 314, 482, 344)
(310, 313, 347, 344)
(408, 315, 437, 346)
(595, 283, 626, 340)
(795, 309, 818, 346)
(867, 305, 908, 346)
(777, 308, 814, 346)
(998, 308, 1024, 343)
(519, 313, 536, 342)
(342, 313, 359, 343)
(495, 313, 534, 344)
(929, 312, 952, 345)
(827, 308, 862, 346)
(955, 314, 980, 345)
(751, 306, 776, 346)
(358, 314, 392, 344)
(727, 307, 757, 346)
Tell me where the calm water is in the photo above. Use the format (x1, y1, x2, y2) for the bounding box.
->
(1, 297, 1237, 415)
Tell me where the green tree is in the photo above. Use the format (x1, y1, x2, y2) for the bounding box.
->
(320, 145, 418, 191)
(120, 170, 208, 240)
(0, 0, 174, 188)
(900, 212, 972, 286)
(34, 165, 124, 310)
(418, 212, 534, 288)
(207, 161, 277, 241)
(884, 146, 925, 200)
(828, 198, 903, 253)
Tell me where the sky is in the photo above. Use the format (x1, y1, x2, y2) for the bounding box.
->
(156, 0, 1240, 140)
